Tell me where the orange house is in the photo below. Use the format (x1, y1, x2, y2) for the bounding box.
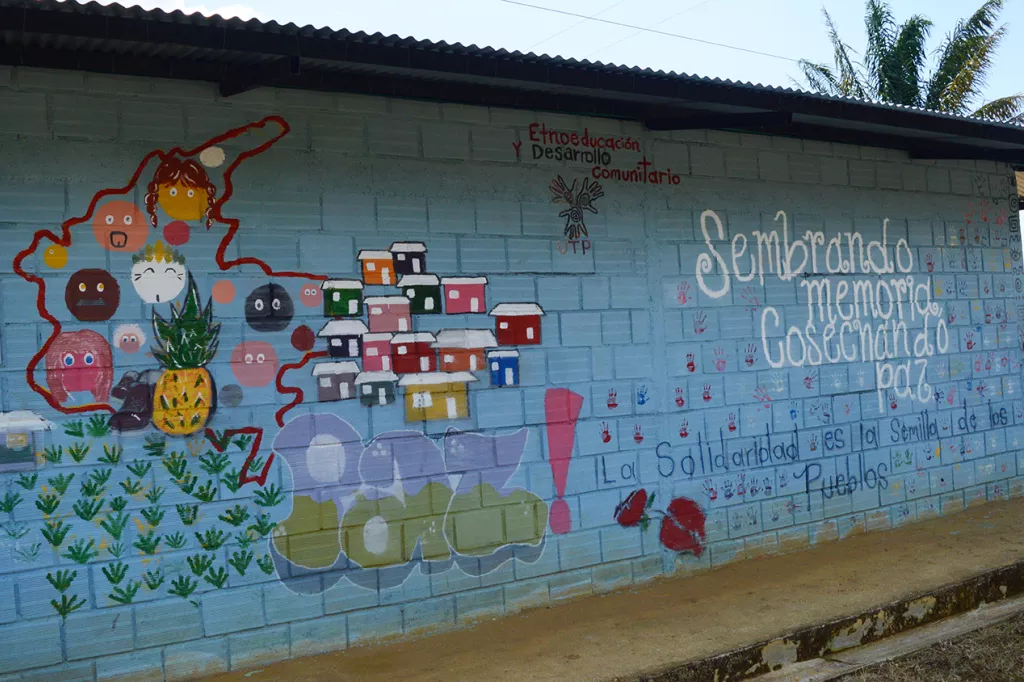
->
(357, 250, 396, 285)
(433, 329, 497, 373)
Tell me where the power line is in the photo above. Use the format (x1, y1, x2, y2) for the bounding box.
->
(583, 0, 719, 60)
(499, 0, 800, 64)
(527, 0, 628, 51)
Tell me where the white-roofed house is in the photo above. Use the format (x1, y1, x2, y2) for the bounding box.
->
(399, 372, 477, 421)
(434, 328, 497, 372)
(389, 241, 427, 275)
(489, 303, 545, 345)
(487, 350, 521, 387)
(398, 274, 441, 314)
(364, 296, 412, 333)
(441, 276, 487, 314)
(391, 332, 437, 374)
(317, 320, 369, 359)
(355, 371, 399, 407)
(0, 410, 53, 473)
(312, 361, 360, 402)
(361, 333, 394, 372)
(321, 279, 364, 317)
(357, 249, 396, 285)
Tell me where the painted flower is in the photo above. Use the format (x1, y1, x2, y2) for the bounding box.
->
(614, 488, 654, 529)
(659, 496, 707, 557)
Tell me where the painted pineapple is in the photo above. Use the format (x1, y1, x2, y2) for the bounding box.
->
(151, 274, 220, 435)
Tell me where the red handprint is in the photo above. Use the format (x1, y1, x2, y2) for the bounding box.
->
(713, 346, 727, 372)
(676, 282, 691, 305)
(693, 310, 707, 335)
(702, 383, 712, 402)
(966, 331, 975, 350)
(686, 353, 696, 373)
(600, 421, 611, 444)
(702, 478, 717, 502)
(744, 344, 757, 367)
(727, 413, 737, 432)
(674, 387, 685, 407)
(607, 389, 618, 409)
(633, 424, 644, 444)
(679, 420, 689, 438)
(803, 370, 817, 390)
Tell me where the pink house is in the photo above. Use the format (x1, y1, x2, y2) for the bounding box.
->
(441, 277, 488, 314)
(361, 333, 394, 372)
(364, 296, 412, 333)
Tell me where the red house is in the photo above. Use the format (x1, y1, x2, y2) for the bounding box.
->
(362, 333, 394, 372)
(391, 333, 438, 374)
(489, 303, 544, 345)
(364, 296, 412, 333)
(441, 277, 487, 314)
(434, 329, 496, 372)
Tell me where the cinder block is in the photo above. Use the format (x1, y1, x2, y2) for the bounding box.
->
(0, 618, 64, 672)
(228, 625, 290, 671)
(403, 596, 456, 634)
(455, 587, 506, 623)
(164, 637, 229, 681)
(289, 613, 348, 657)
(348, 605, 403, 644)
(96, 648, 163, 681)
(202, 585, 265, 636)
(134, 597, 202, 648)
(66, 605, 133, 660)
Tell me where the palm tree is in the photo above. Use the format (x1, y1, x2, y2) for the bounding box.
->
(799, 0, 1024, 122)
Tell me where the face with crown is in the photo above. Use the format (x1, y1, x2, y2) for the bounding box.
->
(131, 241, 188, 304)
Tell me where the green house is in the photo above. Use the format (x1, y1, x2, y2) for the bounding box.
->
(398, 274, 441, 314)
(322, 279, 364, 317)
(355, 371, 399, 407)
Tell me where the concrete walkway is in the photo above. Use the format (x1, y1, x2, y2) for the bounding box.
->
(207, 498, 1024, 682)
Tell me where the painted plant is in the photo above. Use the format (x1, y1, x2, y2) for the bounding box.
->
(614, 489, 707, 557)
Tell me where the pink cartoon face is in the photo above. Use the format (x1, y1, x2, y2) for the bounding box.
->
(44, 330, 113, 403)
(230, 341, 279, 387)
(113, 324, 146, 354)
(91, 200, 148, 253)
(299, 282, 321, 308)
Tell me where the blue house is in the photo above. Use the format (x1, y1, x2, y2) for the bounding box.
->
(487, 350, 520, 387)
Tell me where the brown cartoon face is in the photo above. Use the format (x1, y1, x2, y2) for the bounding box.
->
(65, 269, 120, 322)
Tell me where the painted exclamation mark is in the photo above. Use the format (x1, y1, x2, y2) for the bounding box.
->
(544, 387, 584, 535)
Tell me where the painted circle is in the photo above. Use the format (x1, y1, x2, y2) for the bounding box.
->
(211, 280, 236, 305)
(291, 325, 316, 352)
(363, 516, 389, 555)
(65, 269, 120, 322)
(220, 384, 244, 408)
(43, 244, 68, 269)
(163, 220, 191, 246)
(92, 200, 147, 252)
(229, 341, 279, 387)
(199, 146, 226, 168)
(305, 433, 346, 484)
(245, 283, 294, 333)
(299, 282, 322, 308)
(548, 498, 571, 534)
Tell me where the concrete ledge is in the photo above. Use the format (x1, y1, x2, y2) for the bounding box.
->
(639, 559, 1024, 682)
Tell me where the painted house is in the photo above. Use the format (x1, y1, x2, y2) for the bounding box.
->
(434, 329, 497, 372)
(441, 277, 488, 314)
(488, 350, 520, 387)
(390, 241, 426, 275)
(489, 303, 545, 345)
(399, 372, 477, 421)
(355, 371, 399, 407)
(0, 411, 52, 473)
(398, 274, 442, 314)
(312, 361, 359, 402)
(364, 296, 412, 333)
(357, 250, 396, 285)
(317, 320, 369, 359)
(322, 280, 364, 317)
(391, 333, 437, 374)
(362, 333, 394, 372)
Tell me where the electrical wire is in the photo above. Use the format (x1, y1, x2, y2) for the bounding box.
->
(499, 0, 800, 63)
(583, 0, 719, 59)
(527, 0, 628, 50)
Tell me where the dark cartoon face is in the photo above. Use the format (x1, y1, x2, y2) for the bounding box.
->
(245, 283, 294, 332)
(65, 269, 120, 322)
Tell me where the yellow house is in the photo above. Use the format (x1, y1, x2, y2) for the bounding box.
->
(399, 372, 477, 421)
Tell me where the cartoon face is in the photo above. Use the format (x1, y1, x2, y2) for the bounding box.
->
(65, 269, 120, 322)
(157, 182, 209, 222)
(145, 157, 216, 226)
(299, 282, 322, 308)
(131, 253, 187, 304)
(92, 200, 147, 252)
(230, 341, 279, 387)
(245, 283, 294, 333)
(113, 324, 146, 354)
(44, 330, 113, 403)
(43, 244, 68, 269)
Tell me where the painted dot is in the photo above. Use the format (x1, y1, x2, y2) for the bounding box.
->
(291, 325, 316, 352)
(43, 244, 68, 269)
(363, 516, 389, 555)
(299, 282, 322, 308)
(199, 146, 226, 168)
(212, 280, 236, 304)
(163, 220, 191, 246)
(220, 384, 243, 407)
(305, 433, 345, 484)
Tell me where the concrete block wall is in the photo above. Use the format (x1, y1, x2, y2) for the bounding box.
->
(0, 65, 1022, 680)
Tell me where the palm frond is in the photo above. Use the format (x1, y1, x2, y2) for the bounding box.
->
(926, 0, 1007, 113)
(884, 15, 931, 106)
(822, 8, 869, 99)
(971, 94, 1024, 122)
(864, 0, 896, 97)
(798, 60, 844, 97)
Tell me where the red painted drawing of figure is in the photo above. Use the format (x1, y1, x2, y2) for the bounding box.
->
(145, 156, 218, 228)
(44, 330, 113, 403)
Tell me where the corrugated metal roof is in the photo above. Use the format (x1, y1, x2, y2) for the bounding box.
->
(3, 0, 1024, 162)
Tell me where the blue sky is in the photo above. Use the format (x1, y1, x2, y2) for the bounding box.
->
(118, 0, 1022, 109)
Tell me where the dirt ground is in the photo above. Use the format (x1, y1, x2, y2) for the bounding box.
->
(208, 498, 1024, 682)
(838, 611, 1024, 682)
